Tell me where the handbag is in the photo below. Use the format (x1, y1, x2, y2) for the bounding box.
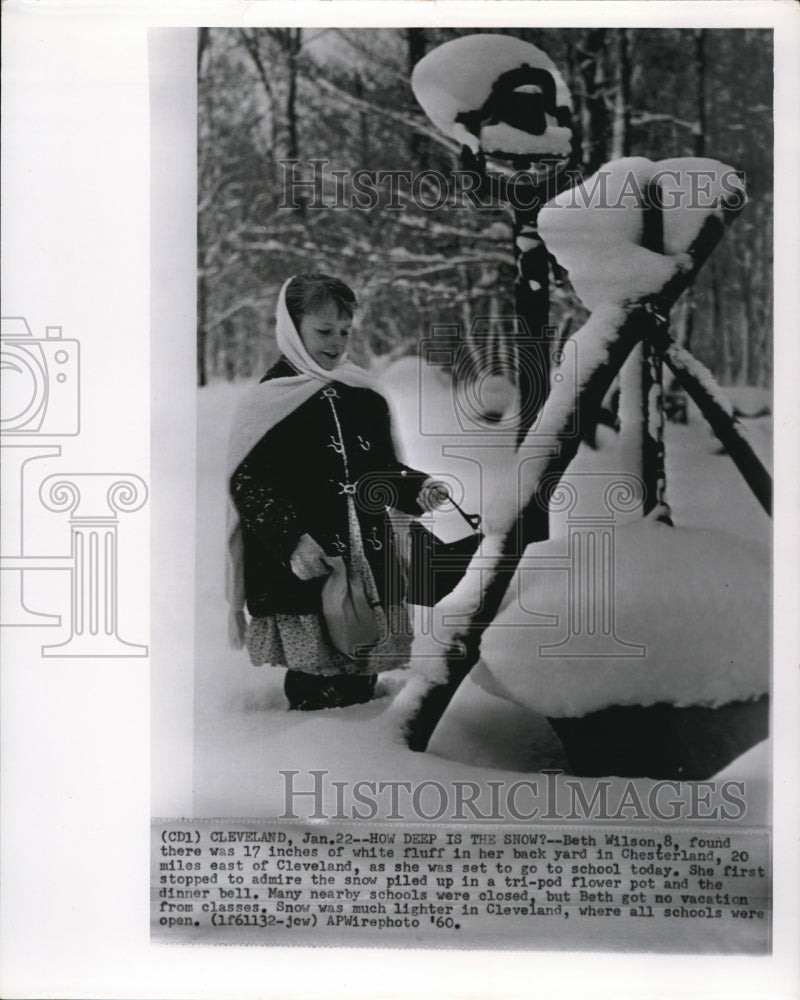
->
(406, 498, 483, 607)
(321, 555, 381, 658)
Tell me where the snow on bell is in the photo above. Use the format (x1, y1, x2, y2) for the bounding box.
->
(411, 34, 573, 164)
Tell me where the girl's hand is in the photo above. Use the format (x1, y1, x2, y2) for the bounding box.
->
(290, 533, 331, 580)
(228, 610, 247, 649)
(417, 479, 450, 513)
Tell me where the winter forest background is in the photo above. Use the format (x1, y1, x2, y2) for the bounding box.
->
(197, 27, 773, 391)
(193, 25, 772, 835)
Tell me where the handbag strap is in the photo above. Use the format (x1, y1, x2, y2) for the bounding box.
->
(446, 495, 482, 532)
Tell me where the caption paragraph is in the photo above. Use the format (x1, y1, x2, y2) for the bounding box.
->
(151, 821, 770, 952)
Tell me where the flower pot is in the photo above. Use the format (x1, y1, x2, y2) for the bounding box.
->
(547, 695, 768, 780)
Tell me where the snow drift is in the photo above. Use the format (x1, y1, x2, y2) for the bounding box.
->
(472, 519, 769, 718)
(538, 157, 746, 309)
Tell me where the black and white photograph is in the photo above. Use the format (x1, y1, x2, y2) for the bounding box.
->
(185, 19, 777, 949)
(2, 2, 799, 998)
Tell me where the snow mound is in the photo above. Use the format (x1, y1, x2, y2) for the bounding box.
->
(473, 519, 769, 718)
(479, 120, 572, 159)
(411, 34, 571, 157)
(657, 157, 746, 253)
(723, 385, 772, 418)
(539, 157, 745, 309)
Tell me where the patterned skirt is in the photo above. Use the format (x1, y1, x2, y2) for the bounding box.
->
(246, 604, 412, 676)
(246, 496, 412, 676)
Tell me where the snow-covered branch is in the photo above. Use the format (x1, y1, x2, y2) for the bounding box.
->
(629, 111, 699, 132)
(206, 297, 272, 332)
(390, 257, 513, 281)
(312, 73, 464, 158)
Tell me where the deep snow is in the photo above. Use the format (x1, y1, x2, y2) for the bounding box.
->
(538, 157, 746, 309)
(193, 361, 770, 822)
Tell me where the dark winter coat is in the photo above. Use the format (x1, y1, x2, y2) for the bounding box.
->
(230, 357, 429, 617)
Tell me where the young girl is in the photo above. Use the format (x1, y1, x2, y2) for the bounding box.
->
(226, 273, 441, 710)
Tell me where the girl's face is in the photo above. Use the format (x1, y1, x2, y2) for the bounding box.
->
(298, 301, 352, 371)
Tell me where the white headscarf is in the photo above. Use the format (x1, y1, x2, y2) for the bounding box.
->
(225, 277, 375, 647)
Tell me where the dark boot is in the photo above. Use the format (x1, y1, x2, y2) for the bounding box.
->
(285, 670, 377, 711)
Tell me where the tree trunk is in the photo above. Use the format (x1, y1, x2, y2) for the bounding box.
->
(286, 28, 301, 161)
(197, 28, 210, 387)
(712, 259, 732, 384)
(611, 28, 631, 159)
(238, 30, 277, 176)
(577, 29, 609, 173)
(459, 265, 474, 337)
(197, 254, 208, 387)
(407, 29, 429, 169)
(197, 26, 210, 73)
(676, 30, 706, 358)
(694, 29, 707, 158)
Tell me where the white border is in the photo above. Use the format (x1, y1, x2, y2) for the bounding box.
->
(2, 2, 799, 998)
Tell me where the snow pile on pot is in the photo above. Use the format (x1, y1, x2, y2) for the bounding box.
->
(538, 157, 746, 309)
(411, 34, 572, 159)
(471, 519, 769, 718)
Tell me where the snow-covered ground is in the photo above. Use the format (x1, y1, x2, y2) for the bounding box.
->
(193, 361, 770, 821)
